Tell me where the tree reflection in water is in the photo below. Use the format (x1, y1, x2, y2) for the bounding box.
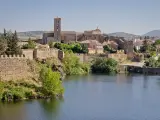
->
(39, 98, 64, 119)
(0, 101, 26, 120)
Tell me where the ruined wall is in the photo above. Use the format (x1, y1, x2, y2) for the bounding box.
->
(22, 49, 34, 60)
(107, 53, 127, 62)
(0, 55, 31, 81)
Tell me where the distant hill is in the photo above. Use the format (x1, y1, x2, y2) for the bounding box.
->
(17, 31, 45, 40)
(107, 32, 140, 40)
(143, 30, 160, 37)
(0, 31, 45, 40)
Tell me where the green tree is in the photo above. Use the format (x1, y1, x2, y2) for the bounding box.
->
(91, 57, 118, 73)
(22, 38, 36, 49)
(40, 66, 64, 97)
(81, 44, 88, 53)
(6, 30, 22, 55)
(155, 40, 160, 45)
(0, 81, 4, 100)
(0, 35, 7, 55)
(62, 52, 90, 75)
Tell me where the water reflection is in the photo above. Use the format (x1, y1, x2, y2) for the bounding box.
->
(116, 74, 133, 84)
(0, 101, 26, 120)
(143, 75, 149, 88)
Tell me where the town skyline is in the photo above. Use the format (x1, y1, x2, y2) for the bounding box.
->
(0, 0, 160, 35)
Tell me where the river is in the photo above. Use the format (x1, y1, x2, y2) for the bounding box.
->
(1, 74, 160, 120)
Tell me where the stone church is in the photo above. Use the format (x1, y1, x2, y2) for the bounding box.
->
(42, 17, 106, 44)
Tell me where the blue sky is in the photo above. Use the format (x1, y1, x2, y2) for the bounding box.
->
(0, 0, 160, 35)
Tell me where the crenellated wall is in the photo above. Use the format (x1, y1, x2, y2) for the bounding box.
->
(0, 55, 31, 81)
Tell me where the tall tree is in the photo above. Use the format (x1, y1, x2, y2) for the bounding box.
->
(3, 29, 7, 37)
(6, 30, 22, 55)
(0, 35, 7, 55)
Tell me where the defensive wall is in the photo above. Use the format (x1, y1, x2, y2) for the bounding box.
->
(22, 48, 64, 60)
(0, 55, 31, 81)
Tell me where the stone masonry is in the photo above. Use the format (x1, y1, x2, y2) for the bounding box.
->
(0, 55, 31, 81)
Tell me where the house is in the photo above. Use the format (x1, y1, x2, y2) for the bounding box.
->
(80, 40, 104, 54)
(133, 39, 143, 50)
(102, 41, 118, 50)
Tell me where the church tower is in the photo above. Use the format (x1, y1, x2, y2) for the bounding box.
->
(54, 17, 61, 42)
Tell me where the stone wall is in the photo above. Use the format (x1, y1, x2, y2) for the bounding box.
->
(22, 49, 34, 60)
(0, 55, 31, 81)
(34, 48, 64, 60)
(107, 53, 127, 62)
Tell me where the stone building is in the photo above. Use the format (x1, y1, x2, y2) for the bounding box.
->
(54, 17, 61, 42)
(80, 40, 104, 54)
(124, 40, 134, 54)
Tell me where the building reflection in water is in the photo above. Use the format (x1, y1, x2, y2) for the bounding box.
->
(143, 75, 149, 89)
(116, 74, 133, 84)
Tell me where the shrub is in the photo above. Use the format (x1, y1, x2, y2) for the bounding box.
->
(0, 81, 4, 100)
(22, 38, 36, 49)
(91, 57, 118, 74)
(54, 42, 88, 53)
(62, 52, 90, 75)
(40, 66, 64, 97)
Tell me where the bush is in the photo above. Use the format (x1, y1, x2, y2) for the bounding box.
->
(91, 58, 118, 74)
(22, 38, 36, 49)
(40, 66, 64, 97)
(62, 52, 90, 75)
(54, 42, 88, 53)
(0, 81, 4, 99)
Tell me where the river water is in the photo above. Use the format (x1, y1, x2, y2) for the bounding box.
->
(1, 74, 160, 120)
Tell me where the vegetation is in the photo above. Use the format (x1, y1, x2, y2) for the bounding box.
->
(22, 38, 36, 49)
(54, 42, 88, 53)
(0, 59, 64, 102)
(144, 57, 160, 68)
(154, 39, 160, 45)
(62, 52, 90, 75)
(0, 35, 7, 55)
(0, 29, 22, 55)
(91, 57, 118, 74)
(103, 45, 116, 53)
(40, 67, 64, 97)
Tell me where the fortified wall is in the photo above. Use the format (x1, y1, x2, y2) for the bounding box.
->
(107, 50, 127, 62)
(0, 55, 31, 81)
(22, 48, 64, 60)
(0, 48, 64, 81)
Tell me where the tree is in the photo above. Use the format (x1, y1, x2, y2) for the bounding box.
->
(6, 31, 22, 55)
(3, 29, 7, 37)
(0, 35, 7, 55)
(62, 52, 89, 75)
(91, 57, 118, 73)
(81, 44, 88, 53)
(0, 81, 4, 100)
(22, 38, 36, 49)
(40, 67, 64, 97)
(155, 40, 160, 45)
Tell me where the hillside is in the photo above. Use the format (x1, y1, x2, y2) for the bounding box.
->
(107, 32, 140, 40)
(17, 31, 45, 40)
(143, 30, 160, 37)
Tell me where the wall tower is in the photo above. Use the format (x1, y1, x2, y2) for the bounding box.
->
(54, 17, 61, 42)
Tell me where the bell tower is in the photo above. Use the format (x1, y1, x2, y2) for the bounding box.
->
(54, 17, 61, 42)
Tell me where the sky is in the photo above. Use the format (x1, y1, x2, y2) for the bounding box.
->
(0, 0, 160, 35)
